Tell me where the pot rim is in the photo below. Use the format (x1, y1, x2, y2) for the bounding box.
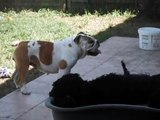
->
(45, 97, 160, 112)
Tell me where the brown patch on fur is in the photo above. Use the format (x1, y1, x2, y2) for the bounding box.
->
(38, 41, 53, 65)
(13, 41, 30, 86)
(30, 55, 40, 68)
(59, 59, 67, 69)
(13, 41, 29, 62)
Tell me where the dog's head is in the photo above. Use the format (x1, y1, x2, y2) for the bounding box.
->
(74, 32, 101, 57)
(49, 74, 90, 107)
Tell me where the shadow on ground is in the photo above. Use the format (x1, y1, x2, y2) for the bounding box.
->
(0, 68, 43, 98)
(94, 16, 160, 42)
(0, 14, 160, 98)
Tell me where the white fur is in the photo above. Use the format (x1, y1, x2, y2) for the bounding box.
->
(13, 33, 100, 95)
(27, 37, 81, 74)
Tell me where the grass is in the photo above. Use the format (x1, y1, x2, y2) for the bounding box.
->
(0, 9, 160, 98)
(0, 9, 136, 69)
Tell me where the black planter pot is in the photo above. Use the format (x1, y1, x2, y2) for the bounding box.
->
(45, 97, 160, 120)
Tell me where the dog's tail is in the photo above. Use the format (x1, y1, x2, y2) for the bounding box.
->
(121, 60, 130, 75)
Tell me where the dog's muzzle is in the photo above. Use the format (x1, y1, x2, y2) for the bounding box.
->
(87, 41, 101, 56)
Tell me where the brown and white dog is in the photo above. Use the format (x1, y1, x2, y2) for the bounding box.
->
(12, 32, 101, 95)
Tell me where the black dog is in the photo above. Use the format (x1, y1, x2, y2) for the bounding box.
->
(49, 61, 160, 108)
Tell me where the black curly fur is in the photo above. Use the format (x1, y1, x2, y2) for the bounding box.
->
(49, 62, 160, 108)
(121, 60, 130, 75)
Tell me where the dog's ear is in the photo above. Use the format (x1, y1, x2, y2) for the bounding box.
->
(74, 32, 85, 44)
(78, 32, 85, 35)
(74, 35, 80, 44)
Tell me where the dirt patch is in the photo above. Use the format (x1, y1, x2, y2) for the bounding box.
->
(0, 68, 43, 98)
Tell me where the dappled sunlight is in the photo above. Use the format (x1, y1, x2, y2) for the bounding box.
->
(0, 9, 160, 98)
(94, 15, 160, 42)
(61, 10, 136, 35)
(0, 10, 135, 68)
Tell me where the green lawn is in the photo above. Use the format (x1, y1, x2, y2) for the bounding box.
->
(0, 9, 160, 98)
(0, 9, 135, 69)
(0, 9, 160, 71)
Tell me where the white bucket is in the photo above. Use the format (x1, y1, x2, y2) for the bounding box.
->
(138, 27, 160, 50)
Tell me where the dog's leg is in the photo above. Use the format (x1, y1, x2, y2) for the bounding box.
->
(20, 83, 30, 95)
(57, 68, 71, 79)
(12, 70, 20, 89)
(13, 44, 31, 95)
(14, 59, 30, 95)
(13, 70, 30, 95)
(18, 66, 30, 95)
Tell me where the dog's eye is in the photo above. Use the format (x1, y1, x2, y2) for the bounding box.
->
(88, 40, 94, 44)
(89, 41, 94, 44)
(97, 41, 100, 47)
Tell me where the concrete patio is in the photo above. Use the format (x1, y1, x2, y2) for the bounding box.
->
(0, 36, 160, 120)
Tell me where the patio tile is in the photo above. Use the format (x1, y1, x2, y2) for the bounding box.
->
(16, 102, 53, 120)
(26, 80, 53, 95)
(83, 58, 124, 80)
(0, 100, 32, 119)
(102, 36, 137, 49)
(1, 91, 47, 106)
(72, 57, 104, 75)
(82, 37, 160, 80)
(0, 91, 48, 119)
(1, 36, 160, 120)
(110, 50, 154, 72)
(71, 37, 135, 76)
(31, 74, 57, 84)
(132, 52, 160, 75)
(97, 38, 129, 60)
(0, 118, 14, 120)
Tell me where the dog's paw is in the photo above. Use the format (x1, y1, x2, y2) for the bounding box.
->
(22, 92, 31, 95)
(20, 86, 31, 95)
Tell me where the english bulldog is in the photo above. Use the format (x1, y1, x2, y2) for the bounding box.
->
(12, 32, 101, 95)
